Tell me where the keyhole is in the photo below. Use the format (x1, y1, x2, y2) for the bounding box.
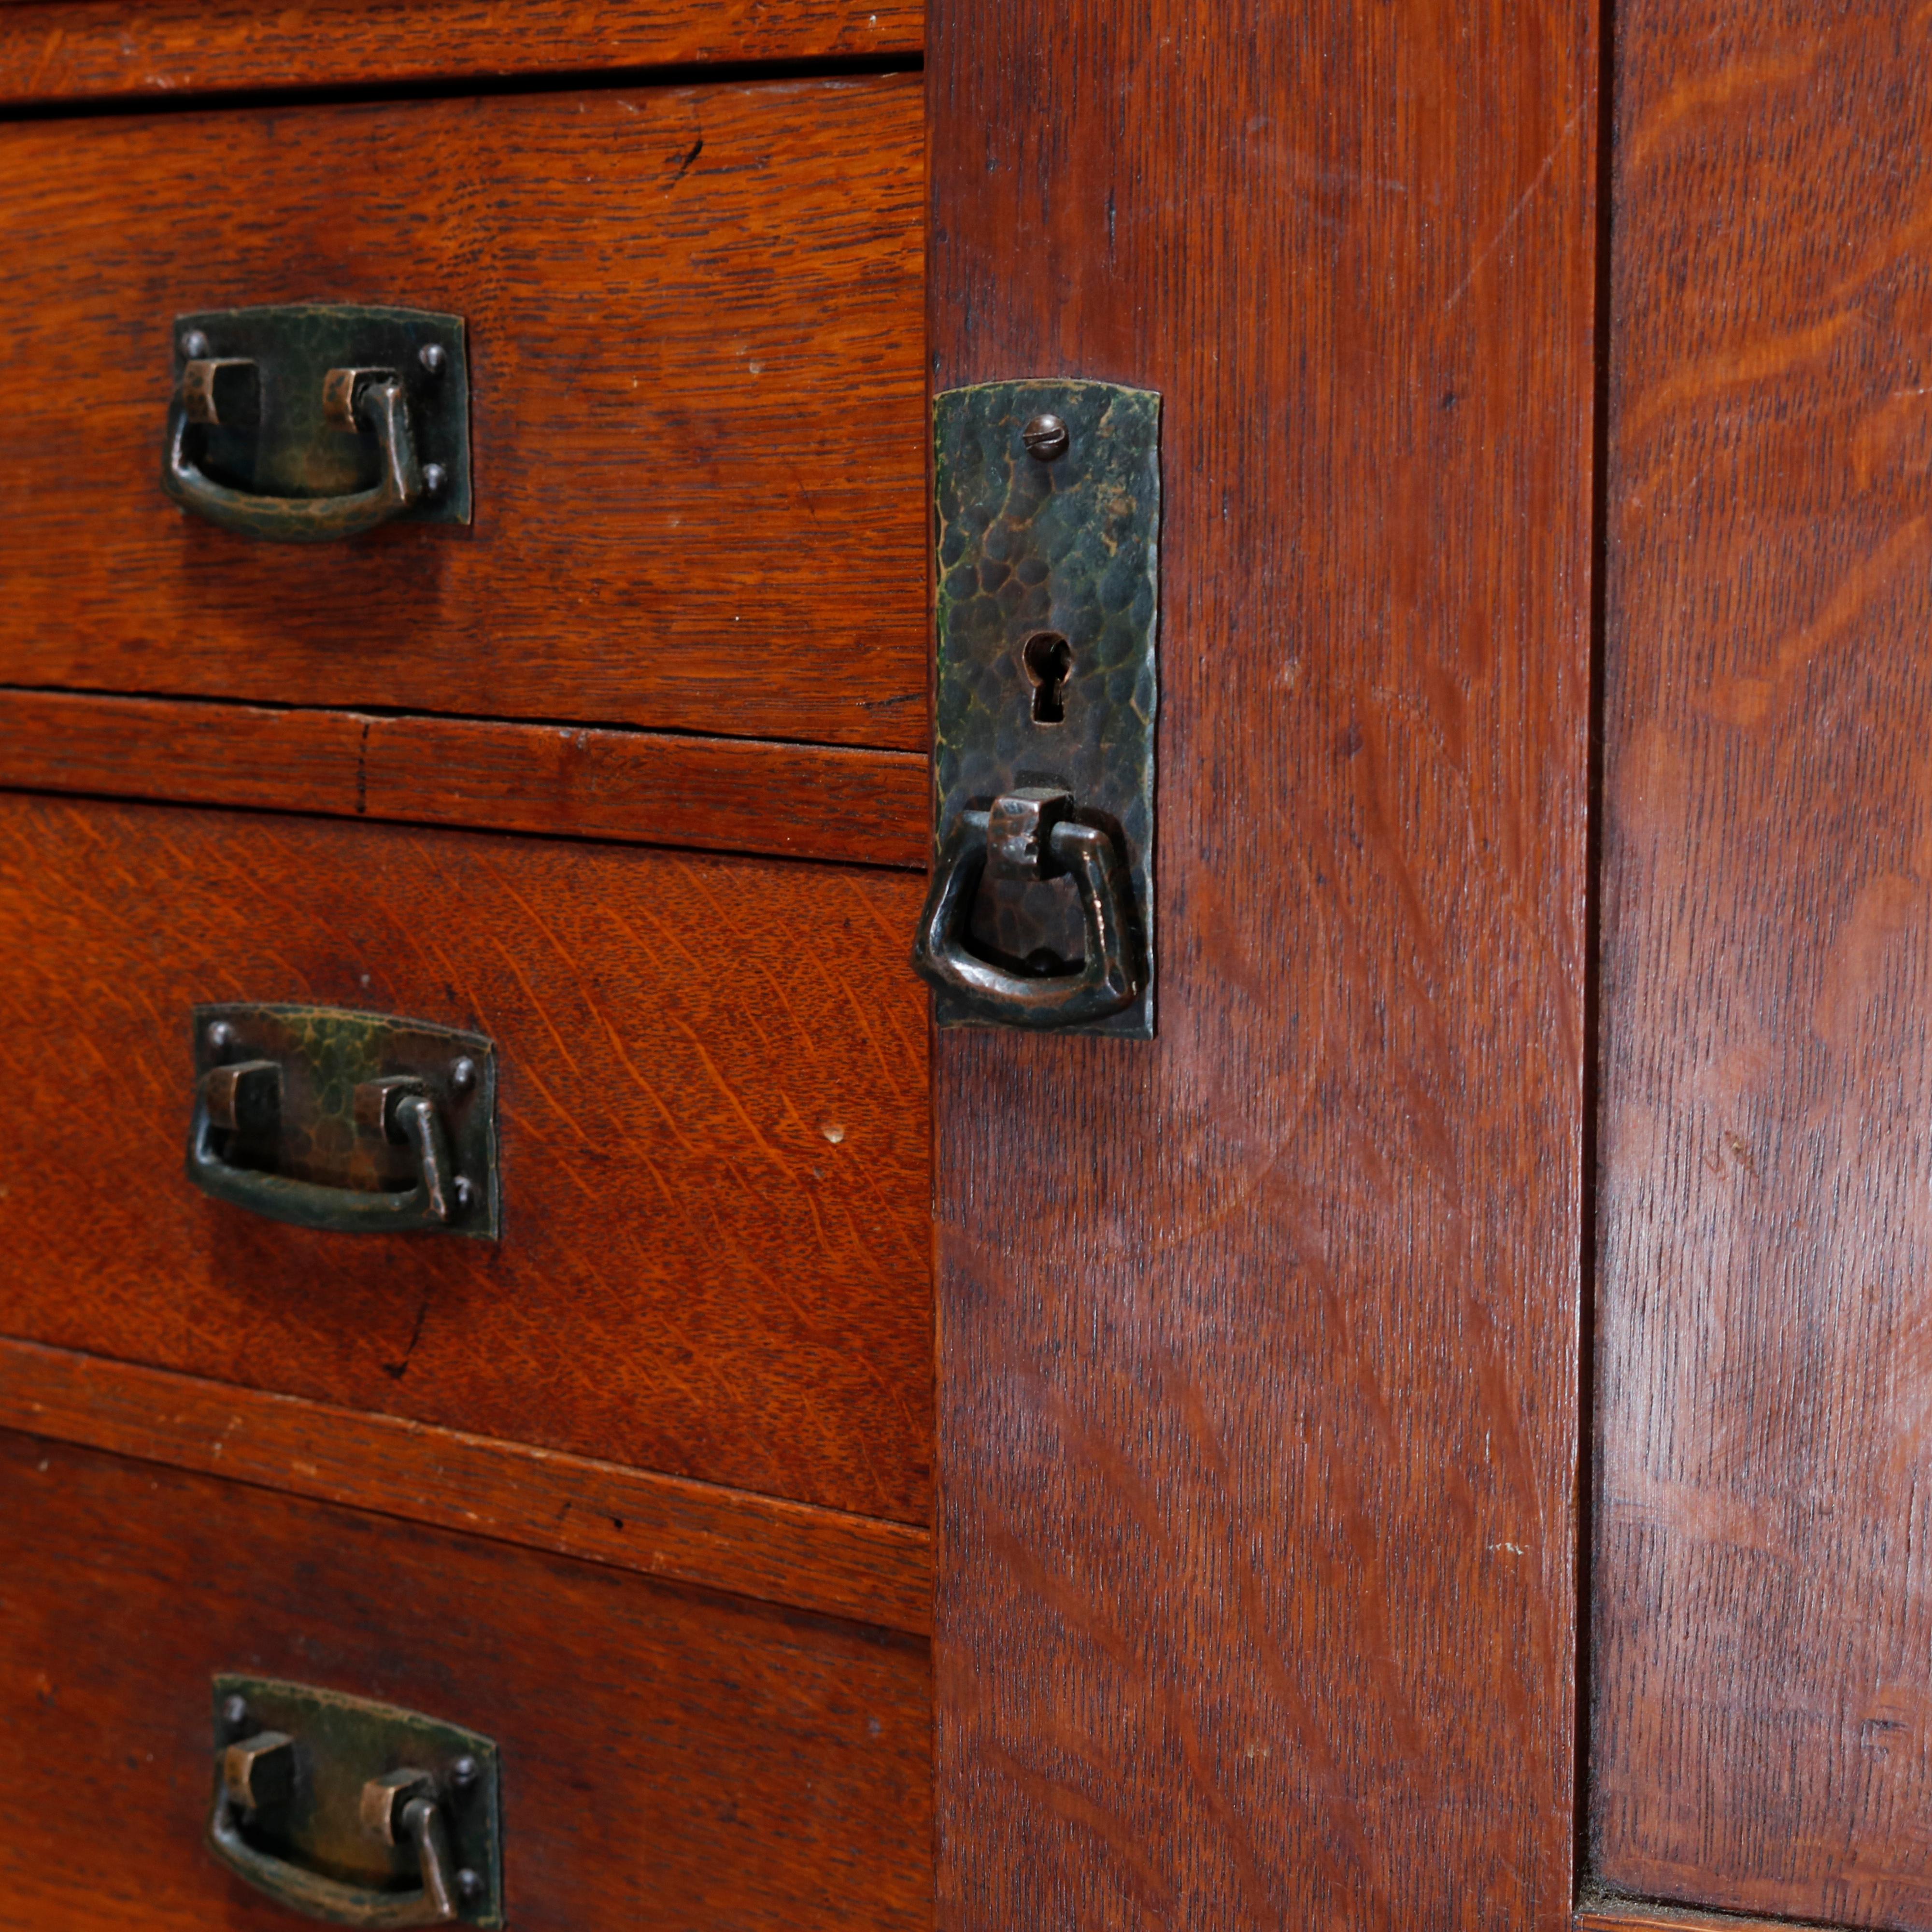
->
(1022, 632, 1073, 724)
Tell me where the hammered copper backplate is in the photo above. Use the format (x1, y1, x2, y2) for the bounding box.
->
(931, 378, 1159, 1036)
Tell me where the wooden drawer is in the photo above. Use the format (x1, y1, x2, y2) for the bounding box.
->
(0, 1432, 931, 1930)
(0, 77, 925, 749)
(0, 792, 931, 1523)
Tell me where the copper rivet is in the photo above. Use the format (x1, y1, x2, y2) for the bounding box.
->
(1023, 413, 1070, 461)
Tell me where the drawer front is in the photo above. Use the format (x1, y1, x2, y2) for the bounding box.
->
(0, 793, 931, 1522)
(0, 1433, 931, 1931)
(0, 78, 924, 749)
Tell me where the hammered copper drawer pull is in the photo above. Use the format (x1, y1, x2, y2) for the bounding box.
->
(160, 302, 471, 543)
(206, 1676, 502, 1927)
(186, 1003, 499, 1238)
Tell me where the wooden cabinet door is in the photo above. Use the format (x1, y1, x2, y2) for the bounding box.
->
(929, 6, 1927, 1932)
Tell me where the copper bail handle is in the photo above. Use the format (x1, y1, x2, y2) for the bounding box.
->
(189, 1061, 460, 1234)
(163, 364, 423, 542)
(911, 789, 1145, 1028)
(209, 1741, 459, 1928)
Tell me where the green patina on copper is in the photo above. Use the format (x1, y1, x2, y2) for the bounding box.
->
(211, 1675, 503, 1928)
(189, 1003, 498, 1239)
(164, 303, 470, 540)
(931, 379, 1160, 1036)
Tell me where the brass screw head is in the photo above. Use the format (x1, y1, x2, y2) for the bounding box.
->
(1023, 413, 1070, 461)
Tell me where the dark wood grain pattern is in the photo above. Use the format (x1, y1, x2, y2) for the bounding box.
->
(0, 1337, 933, 1633)
(0, 793, 931, 1522)
(0, 0, 922, 107)
(0, 80, 925, 748)
(1592, 4, 1932, 1925)
(0, 1432, 930, 1931)
(926, 0, 1594, 1922)
(0, 690, 928, 869)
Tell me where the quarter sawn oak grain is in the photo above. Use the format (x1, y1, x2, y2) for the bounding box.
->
(927, 0, 1595, 1922)
(1592, 1, 1932, 1925)
(0, 794, 932, 1523)
(0, 1433, 931, 1932)
(0, 80, 925, 748)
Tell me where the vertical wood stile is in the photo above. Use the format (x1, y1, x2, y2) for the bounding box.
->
(925, 0, 1599, 1921)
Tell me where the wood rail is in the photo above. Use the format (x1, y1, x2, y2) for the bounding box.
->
(0, 0, 923, 108)
(0, 689, 927, 869)
(0, 1338, 933, 1634)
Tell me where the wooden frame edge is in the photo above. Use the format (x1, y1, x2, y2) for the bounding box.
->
(0, 1336, 932, 1635)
